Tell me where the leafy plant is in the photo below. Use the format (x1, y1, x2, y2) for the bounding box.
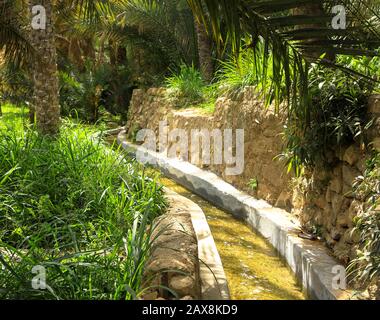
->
(248, 178, 258, 192)
(348, 153, 380, 285)
(280, 56, 378, 175)
(166, 64, 205, 106)
(0, 106, 167, 299)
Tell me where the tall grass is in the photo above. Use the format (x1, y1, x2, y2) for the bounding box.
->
(0, 107, 167, 299)
(166, 64, 205, 104)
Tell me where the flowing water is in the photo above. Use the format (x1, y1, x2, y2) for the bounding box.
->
(158, 176, 306, 300)
(106, 136, 305, 300)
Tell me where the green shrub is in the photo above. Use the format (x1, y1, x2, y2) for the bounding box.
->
(165, 64, 205, 106)
(216, 46, 270, 96)
(0, 110, 167, 299)
(215, 39, 288, 107)
(280, 56, 378, 175)
(348, 153, 380, 286)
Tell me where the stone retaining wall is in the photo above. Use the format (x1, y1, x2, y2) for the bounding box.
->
(125, 87, 380, 266)
(142, 188, 201, 300)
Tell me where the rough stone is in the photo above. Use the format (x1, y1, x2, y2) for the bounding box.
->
(348, 200, 362, 223)
(326, 186, 333, 203)
(368, 94, 380, 114)
(142, 291, 158, 300)
(331, 192, 344, 214)
(343, 145, 360, 166)
(336, 212, 350, 228)
(371, 137, 380, 152)
(342, 165, 361, 187)
(329, 176, 342, 194)
(169, 275, 196, 298)
(275, 190, 292, 211)
(315, 195, 328, 210)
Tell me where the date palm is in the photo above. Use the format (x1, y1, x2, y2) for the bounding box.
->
(188, 0, 380, 118)
(28, 0, 60, 135)
(1, 0, 110, 135)
(194, 14, 213, 82)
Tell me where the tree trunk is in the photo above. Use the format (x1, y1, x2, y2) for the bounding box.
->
(29, 0, 60, 135)
(194, 18, 214, 83)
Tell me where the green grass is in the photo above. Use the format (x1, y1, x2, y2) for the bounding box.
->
(0, 103, 28, 131)
(0, 105, 167, 299)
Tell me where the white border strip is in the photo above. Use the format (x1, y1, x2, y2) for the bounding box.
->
(117, 130, 350, 300)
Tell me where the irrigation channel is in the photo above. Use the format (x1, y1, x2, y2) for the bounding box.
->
(105, 135, 306, 300)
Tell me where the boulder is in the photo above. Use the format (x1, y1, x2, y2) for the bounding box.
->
(342, 165, 361, 187)
(343, 145, 360, 166)
(169, 275, 197, 298)
(368, 94, 380, 114)
(329, 177, 342, 194)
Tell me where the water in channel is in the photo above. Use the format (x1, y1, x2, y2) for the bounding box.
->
(105, 137, 305, 300)
(158, 176, 306, 300)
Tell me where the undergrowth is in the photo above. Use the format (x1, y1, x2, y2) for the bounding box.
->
(0, 106, 167, 299)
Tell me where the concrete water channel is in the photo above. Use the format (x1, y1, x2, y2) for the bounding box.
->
(105, 133, 305, 300)
(159, 176, 306, 300)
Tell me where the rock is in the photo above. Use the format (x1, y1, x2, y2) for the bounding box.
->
(342, 165, 361, 187)
(325, 233, 337, 248)
(368, 94, 380, 114)
(314, 210, 324, 225)
(169, 275, 196, 298)
(275, 190, 292, 211)
(336, 212, 350, 228)
(335, 148, 345, 161)
(333, 164, 342, 177)
(348, 200, 362, 223)
(342, 229, 355, 245)
(367, 117, 380, 141)
(331, 192, 344, 215)
(370, 137, 380, 152)
(142, 291, 158, 300)
(315, 195, 328, 210)
(331, 227, 342, 241)
(329, 177, 342, 193)
(332, 240, 350, 263)
(355, 157, 366, 173)
(342, 182, 354, 198)
(180, 296, 194, 300)
(343, 145, 360, 166)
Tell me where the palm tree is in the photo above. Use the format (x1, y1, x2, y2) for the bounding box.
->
(29, 0, 60, 135)
(1, 0, 111, 135)
(188, 0, 380, 116)
(194, 14, 213, 82)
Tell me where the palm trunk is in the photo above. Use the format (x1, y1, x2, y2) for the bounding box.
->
(29, 0, 60, 135)
(194, 18, 213, 83)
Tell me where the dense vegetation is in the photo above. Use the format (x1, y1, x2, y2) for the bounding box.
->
(1, 0, 380, 299)
(0, 105, 166, 299)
